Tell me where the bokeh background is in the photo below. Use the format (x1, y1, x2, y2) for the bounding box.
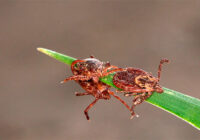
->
(1, 0, 200, 139)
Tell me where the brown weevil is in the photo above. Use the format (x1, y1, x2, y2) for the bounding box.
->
(61, 56, 134, 120)
(113, 59, 169, 117)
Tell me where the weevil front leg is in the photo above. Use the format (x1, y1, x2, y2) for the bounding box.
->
(75, 92, 90, 96)
(107, 89, 135, 119)
(60, 75, 92, 83)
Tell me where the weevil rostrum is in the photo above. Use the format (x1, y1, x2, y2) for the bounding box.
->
(61, 56, 134, 120)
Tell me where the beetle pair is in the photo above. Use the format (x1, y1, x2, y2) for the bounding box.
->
(61, 56, 169, 120)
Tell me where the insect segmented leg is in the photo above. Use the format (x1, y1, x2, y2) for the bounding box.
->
(131, 92, 152, 111)
(117, 88, 155, 94)
(124, 92, 140, 97)
(107, 89, 135, 119)
(116, 90, 131, 93)
(71, 60, 85, 71)
(127, 88, 155, 93)
(131, 93, 145, 111)
(158, 59, 169, 82)
(75, 92, 90, 96)
(103, 65, 119, 72)
(60, 75, 91, 83)
(116, 90, 139, 96)
(84, 98, 99, 120)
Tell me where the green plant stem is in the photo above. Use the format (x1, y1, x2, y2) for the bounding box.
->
(37, 48, 200, 130)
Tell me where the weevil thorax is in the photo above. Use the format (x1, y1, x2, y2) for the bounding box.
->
(84, 58, 104, 72)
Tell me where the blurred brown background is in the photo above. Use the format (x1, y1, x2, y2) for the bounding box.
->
(1, 0, 200, 140)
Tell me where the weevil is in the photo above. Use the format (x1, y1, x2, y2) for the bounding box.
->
(61, 56, 134, 120)
(113, 59, 169, 117)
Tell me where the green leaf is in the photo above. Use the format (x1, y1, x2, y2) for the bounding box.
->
(37, 48, 76, 65)
(37, 48, 200, 130)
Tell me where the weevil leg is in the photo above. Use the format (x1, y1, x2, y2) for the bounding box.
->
(60, 75, 91, 83)
(84, 98, 99, 120)
(126, 88, 155, 93)
(107, 89, 135, 119)
(71, 60, 85, 71)
(103, 65, 119, 72)
(116, 90, 139, 98)
(131, 92, 152, 110)
(116, 90, 133, 93)
(124, 92, 139, 97)
(117, 88, 154, 94)
(131, 94, 145, 111)
(75, 92, 90, 96)
(158, 59, 169, 82)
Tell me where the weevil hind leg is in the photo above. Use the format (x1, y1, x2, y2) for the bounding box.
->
(116, 90, 134, 93)
(124, 92, 139, 97)
(84, 98, 99, 120)
(131, 92, 153, 110)
(107, 89, 135, 119)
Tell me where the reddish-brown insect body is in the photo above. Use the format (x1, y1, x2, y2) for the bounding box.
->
(61, 56, 134, 120)
(113, 59, 169, 116)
